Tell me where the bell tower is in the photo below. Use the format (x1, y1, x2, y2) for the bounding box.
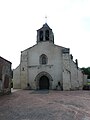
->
(37, 23, 54, 43)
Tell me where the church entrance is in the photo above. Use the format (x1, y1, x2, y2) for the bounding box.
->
(39, 76, 49, 90)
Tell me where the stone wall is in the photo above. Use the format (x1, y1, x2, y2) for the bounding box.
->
(20, 50, 28, 89)
(63, 53, 84, 90)
(0, 57, 12, 95)
(13, 65, 20, 89)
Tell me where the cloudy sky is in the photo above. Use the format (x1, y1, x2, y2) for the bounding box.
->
(0, 0, 90, 69)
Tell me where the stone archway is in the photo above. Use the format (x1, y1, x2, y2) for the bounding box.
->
(35, 71, 53, 90)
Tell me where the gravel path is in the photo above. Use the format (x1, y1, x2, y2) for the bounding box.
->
(0, 90, 90, 120)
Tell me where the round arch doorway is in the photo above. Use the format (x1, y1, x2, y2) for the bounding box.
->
(39, 76, 49, 90)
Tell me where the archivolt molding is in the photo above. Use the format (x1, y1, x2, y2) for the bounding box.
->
(35, 71, 53, 89)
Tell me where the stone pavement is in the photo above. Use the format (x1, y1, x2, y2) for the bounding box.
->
(0, 90, 90, 120)
(11, 88, 20, 93)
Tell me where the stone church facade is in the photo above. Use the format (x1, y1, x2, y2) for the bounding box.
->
(13, 23, 86, 90)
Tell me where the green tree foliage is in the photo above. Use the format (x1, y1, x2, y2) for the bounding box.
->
(81, 67, 90, 79)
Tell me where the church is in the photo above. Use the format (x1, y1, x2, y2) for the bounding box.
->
(13, 23, 86, 90)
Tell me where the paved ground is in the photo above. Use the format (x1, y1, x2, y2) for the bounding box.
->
(0, 90, 90, 120)
(11, 88, 20, 93)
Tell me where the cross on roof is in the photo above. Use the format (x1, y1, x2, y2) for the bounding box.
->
(45, 16, 47, 23)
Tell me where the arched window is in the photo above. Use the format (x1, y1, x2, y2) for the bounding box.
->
(39, 31, 43, 41)
(40, 54, 48, 65)
(45, 30, 49, 40)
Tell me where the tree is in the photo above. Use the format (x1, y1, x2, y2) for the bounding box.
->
(81, 67, 90, 79)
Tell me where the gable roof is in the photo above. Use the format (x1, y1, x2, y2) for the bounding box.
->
(0, 56, 12, 64)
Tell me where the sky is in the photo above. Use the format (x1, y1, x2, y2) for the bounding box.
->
(0, 0, 90, 69)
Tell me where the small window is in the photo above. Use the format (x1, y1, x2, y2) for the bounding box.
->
(22, 67, 25, 71)
(40, 54, 48, 65)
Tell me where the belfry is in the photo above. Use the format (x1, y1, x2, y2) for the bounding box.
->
(37, 23, 54, 43)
